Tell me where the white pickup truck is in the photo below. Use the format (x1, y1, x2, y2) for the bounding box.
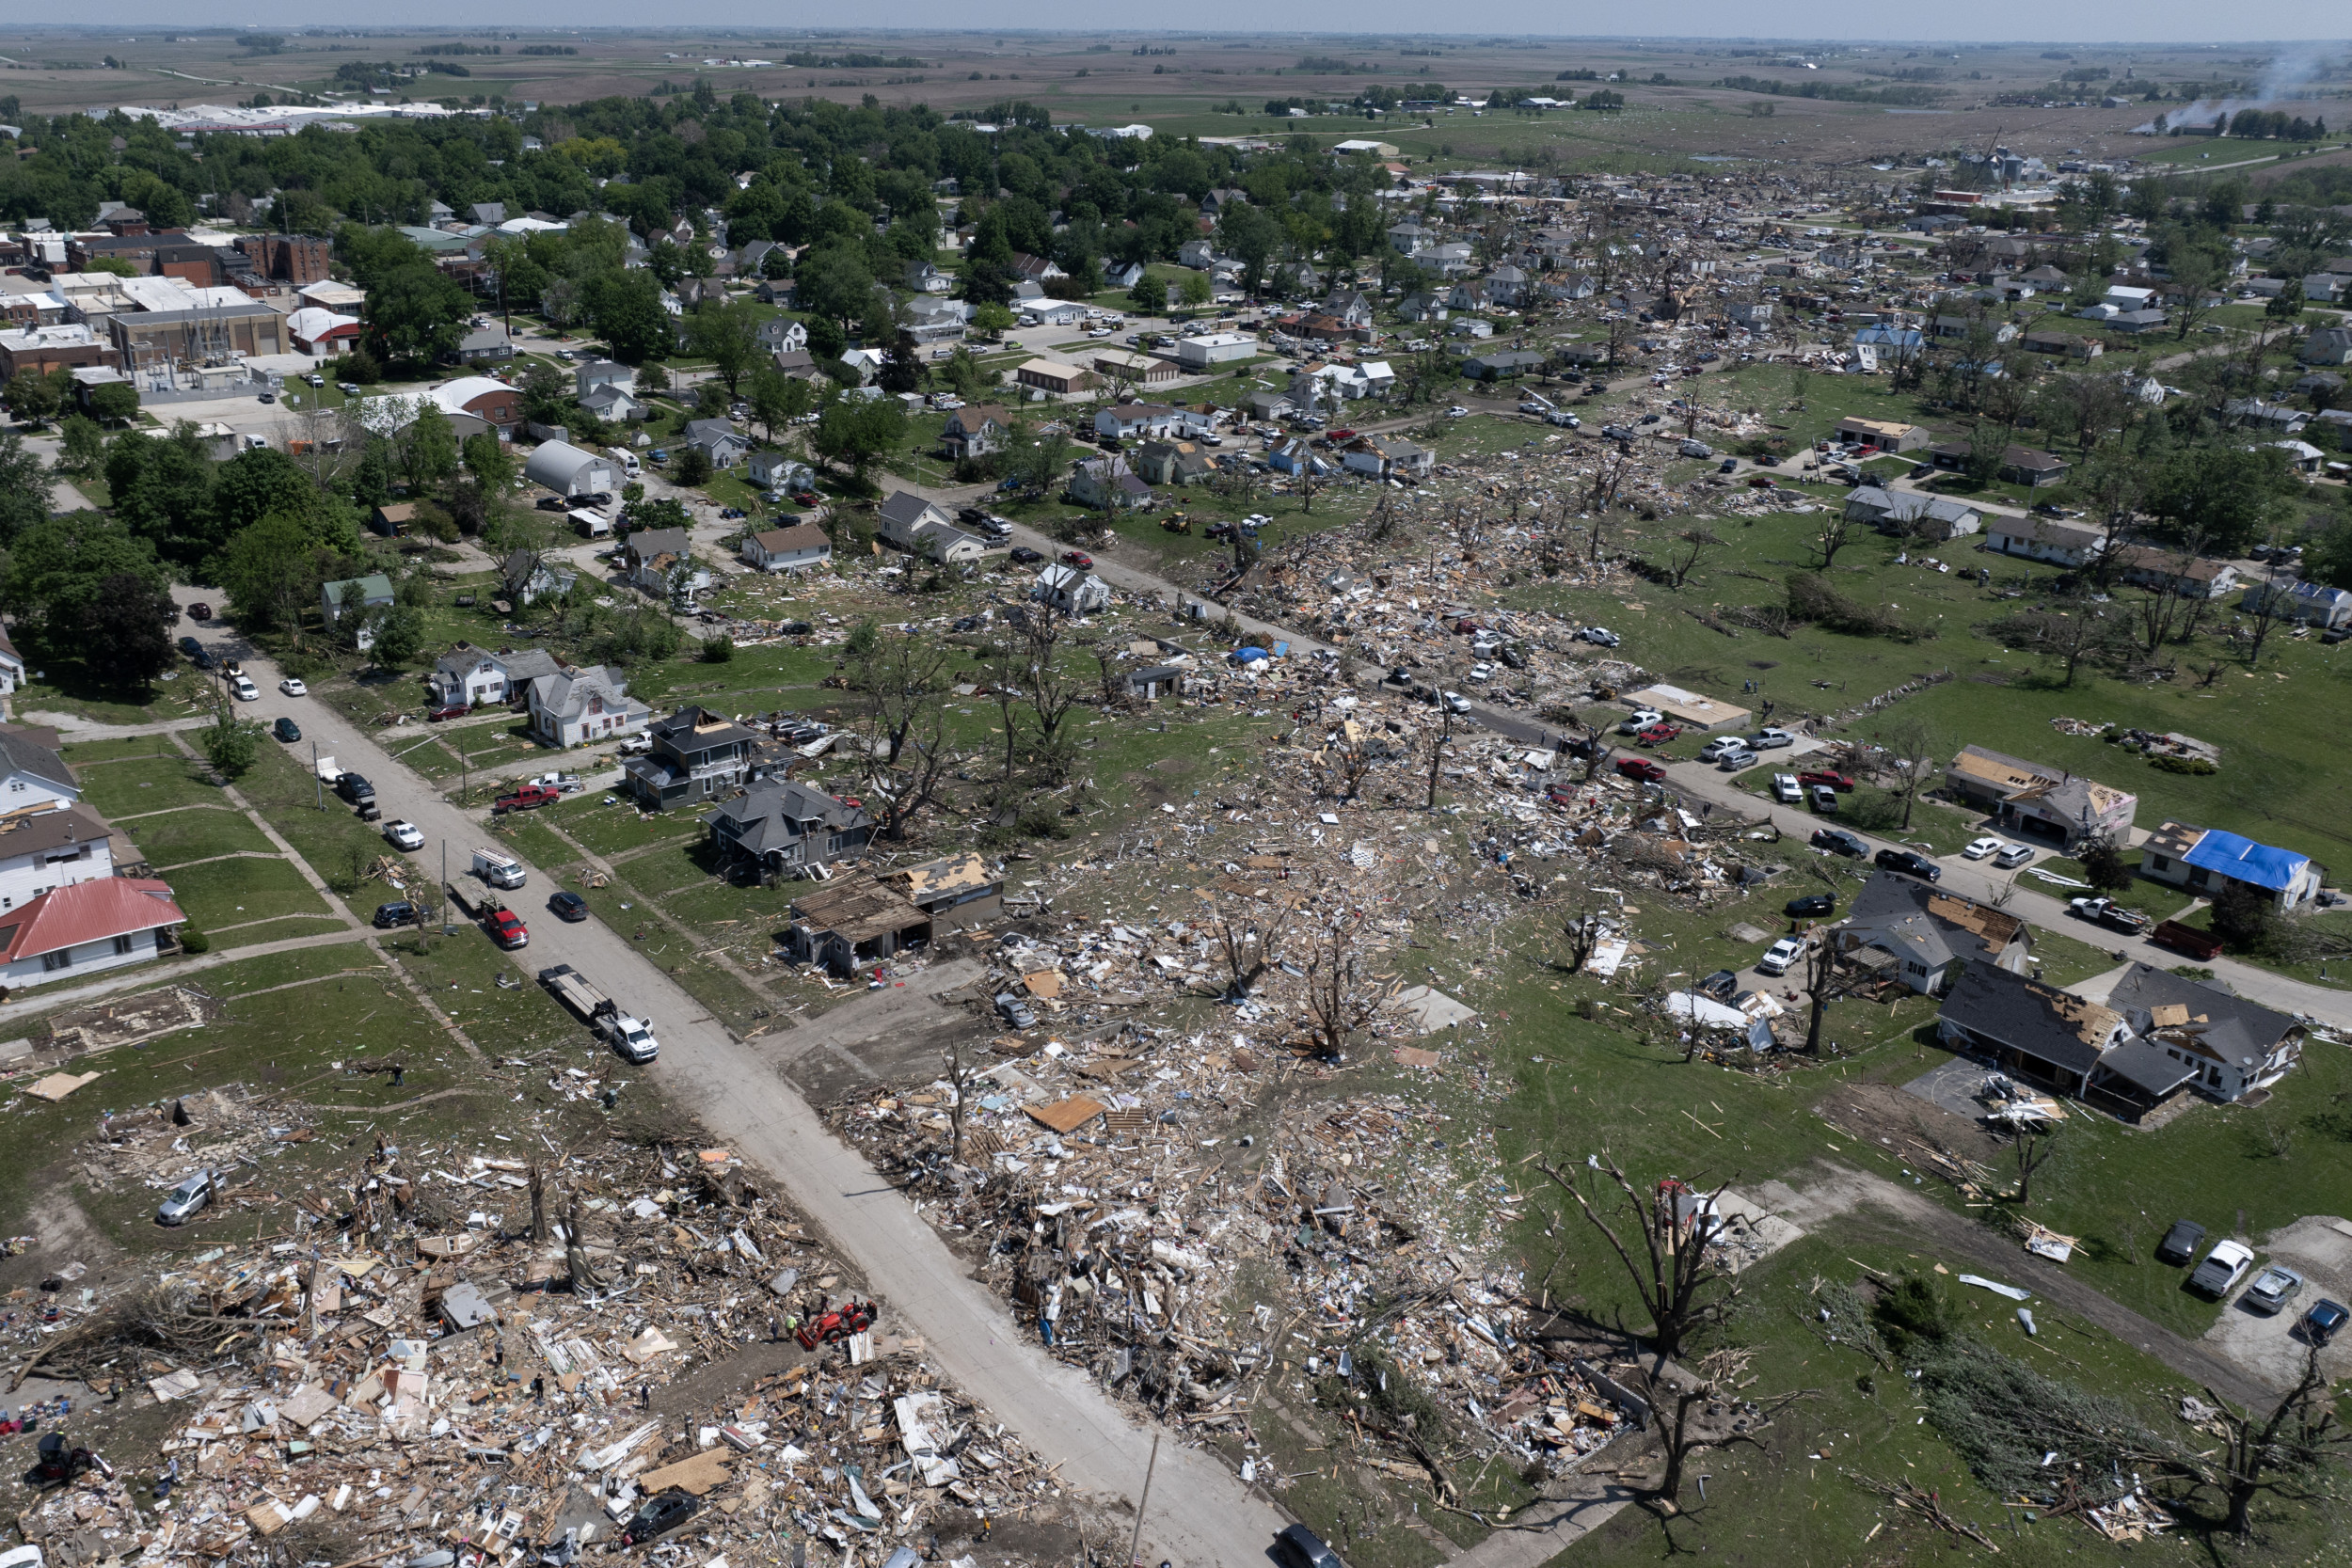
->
(538, 963, 658, 1063)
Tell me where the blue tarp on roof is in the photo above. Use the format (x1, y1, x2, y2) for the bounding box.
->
(2181, 827, 2308, 893)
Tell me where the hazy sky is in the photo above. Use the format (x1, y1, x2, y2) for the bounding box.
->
(20, 7, 2352, 44)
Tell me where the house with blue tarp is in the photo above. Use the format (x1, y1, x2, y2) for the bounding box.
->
(2139, 819, 2324, 911)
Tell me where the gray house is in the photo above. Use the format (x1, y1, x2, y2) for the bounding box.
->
(1843, 485, 1982, 541)
(624, 706, 774, 810)
(1838, 871, 2033, 995)
(683, 418, 753, 469)
(705, 780, 875, 878)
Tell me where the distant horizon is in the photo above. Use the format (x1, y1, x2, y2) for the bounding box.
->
(2, 17, 2349, 47)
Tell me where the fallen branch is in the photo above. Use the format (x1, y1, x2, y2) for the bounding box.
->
(1847, 1471, 2001, 1551)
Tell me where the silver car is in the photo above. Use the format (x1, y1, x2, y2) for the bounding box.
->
(2247, 1264, 2305, 1314)
(157, 1170, 216, 1226)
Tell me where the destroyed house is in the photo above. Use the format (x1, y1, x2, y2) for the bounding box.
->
(1934, 960, 2128, 1096)
(1839, 871, 2032, 995)
(884, 851, 1003, 928)
(783, 875, 930, 975)
(624, 706, 772, 810)
(704, 781, 873, 877)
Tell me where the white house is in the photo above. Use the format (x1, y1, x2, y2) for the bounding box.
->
(427, 647, 560, 708)
(740, 520, 833, 574)
(0, 803, 115, 913)
(526, 666, 651, 748)
(1034, 563, 1112, 615)
(1096, 403, 1181, 441)
(747, 451, 815, 492)
(621, 529, 709, 601)
(0, 876, 184, 988)
(876, 490, 954, 552)
(574, 359, 633, 399)
(580, 383, 648, 423)
(1982, 516, 2108, 568)
(0, 626, 27, 700)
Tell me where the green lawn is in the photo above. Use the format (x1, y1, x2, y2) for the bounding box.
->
(72, 751, 234, 818)
(120, 805, 276, 868)
(160, 853, 337, 933)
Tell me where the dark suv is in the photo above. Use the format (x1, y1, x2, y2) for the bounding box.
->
(622, 1492, 699, 1546)
(335, 771, 375, 803)
(373, 901, 416, 928)
(1874, 847, 1941, 883)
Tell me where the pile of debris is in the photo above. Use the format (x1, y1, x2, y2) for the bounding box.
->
(10, 1100, 1080, 1568)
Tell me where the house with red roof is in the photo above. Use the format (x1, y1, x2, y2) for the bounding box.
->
(0, 877, 185, 988)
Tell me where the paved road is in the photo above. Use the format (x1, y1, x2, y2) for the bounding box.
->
(172, 612, 1294, 1568)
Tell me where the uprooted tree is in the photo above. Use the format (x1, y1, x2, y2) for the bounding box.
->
(2205, 1342, 2352, 1537)
(1536, 1152, 1740, 1363)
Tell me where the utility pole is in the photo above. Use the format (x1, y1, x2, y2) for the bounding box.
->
(441, 841, 452, 934)
(1124, 1432, 1160, 1568)
(311, 739, 322, 811)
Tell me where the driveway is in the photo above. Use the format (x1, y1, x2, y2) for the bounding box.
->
(2202, 1214, 2352, 1388)
(170, 612, 1294, 1568)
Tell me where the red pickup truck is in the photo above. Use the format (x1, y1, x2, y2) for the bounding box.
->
(486, 909, 529, 949)
(493, 784, 560, 815)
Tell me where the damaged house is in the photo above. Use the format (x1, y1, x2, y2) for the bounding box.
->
(1934, 959, 2129, 1096)
(1838, 871, 2033, 995)
(705, 780, 874, 879)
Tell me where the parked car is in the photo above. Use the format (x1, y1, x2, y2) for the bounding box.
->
(1617, 708, 1664, 735)
(156, 1170, 216, 1227)
(1009, 546, 1044, 564)
(486, 909, 529, 949)
(1811, 827, 1869, 858)
(2156, 1219, 2207, 1264)
(187, 602, 213, 621)
(230, 673, 260, 702)
(1809, 784, 1839, 815)
(622, 1492, 700, 1547)
(2301, 1299, 2349, 1345)
(2069, 897, 2152, 935)
(334, 772, 374, 804)
(1638, 723, 1684, 747)
(428, 702, 469, 722)
(337, 381, 361, 395)
(1439, 690, 1471, 715)
(1772, 772, 1803, 804)
(1693, 969, 1739, 1002)
(1697, 736, 1745, 762)
(179, 638, 215, 671)
(1758, 936, 1806, 976)
(2247, 1264, 2306, 1314)
(1578, 626, 1621, 647)
(1275, 1524, 1347, 1568)
(1964, 835, 2006, 860)
(273, 717, 301, 743)
(1785, 893, 1836, 918)
(1715, 747, 1756, 772)
(1747, 727, 1795, 751)
(2189, 1239, 2256, 1298)
(1615, 756, 1667, 784)
(1060, 550, 1094, 568)
(381, 819, 424, 852)
(550, 891, 590, 923)
(278, 676, 308, 697)
(1875, 847, 1941, 883)
(1994, 843, 2036, 869)
(373, 901, 416, 929)
(995, 990, 1038, 1030)
(1797, 769, 1855, 792)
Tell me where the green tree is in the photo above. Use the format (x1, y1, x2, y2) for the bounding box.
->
(0, 431, 46, 548)
(592, 269, 673, 366)
(969, 301, 1016, 340)
(56, 415, 106, 477)
(2265, 278, 2306, 320)
(1179, 271, 1215, 313)
(688, 299, 764, 397)
(399, 404, 461, 495)
(365, 261, 471, 365)
(2145, 444, 2295, 555)
(212, 446, 328, 541)
(86, 382, 140, 424)
(748, 365, 813, 445)
(111, 426, 218, 567)
(810, 394, 907, 489)
(4, 514, 176, 690)
(518, 358, 572, 426)
(199, 698, 263, 777)
(2, 370, 61, 426)
(674, 444, 713, 485)
(363, 604, 425, 667)
(215, 513, 326, 631)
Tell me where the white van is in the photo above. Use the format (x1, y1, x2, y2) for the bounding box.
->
(606, 447, 641, 480)
(471, 847, 527, 891)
